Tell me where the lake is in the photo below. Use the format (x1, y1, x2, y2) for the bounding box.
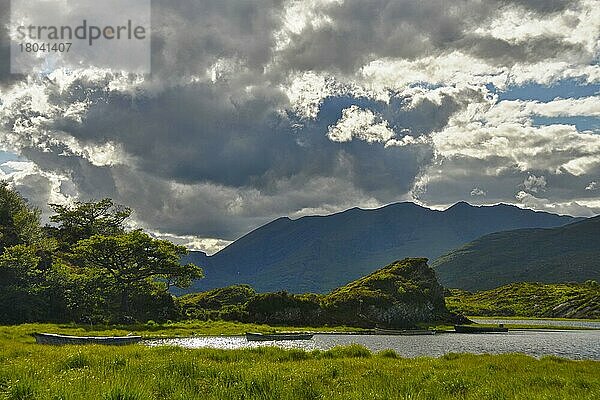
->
(146, 329, 600, 360)
(470, 317, 600, 329)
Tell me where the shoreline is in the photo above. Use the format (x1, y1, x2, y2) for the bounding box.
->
(140, 327, 598, 340)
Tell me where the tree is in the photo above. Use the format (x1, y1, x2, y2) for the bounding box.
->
(0, 182, 63, 323)
(0, 243, 66, 323)
(47, 198, 131, 249)
(0, 181, 43, 252)
(71, 230, 203, 319)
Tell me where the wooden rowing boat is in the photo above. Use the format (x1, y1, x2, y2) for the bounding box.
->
(245, 332, 314, 341)
(374, 328, 436, 335)
(34, 332, 142, 345)
(454, 325, 508, 333)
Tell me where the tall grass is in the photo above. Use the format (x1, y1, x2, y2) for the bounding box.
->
(0, 321, 364, 345)
(0, 337, 598, 399)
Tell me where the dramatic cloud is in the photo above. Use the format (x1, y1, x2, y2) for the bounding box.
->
(0, 0, 598, 248)
(327, 106, 395, 144)
(523, 175, 547, 193)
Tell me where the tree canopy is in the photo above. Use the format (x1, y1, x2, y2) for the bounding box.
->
(0, 183, 203, 324)
(48, 198, 131, 248)
(72, 230, 203, 315)
(0, 182, 43, 252)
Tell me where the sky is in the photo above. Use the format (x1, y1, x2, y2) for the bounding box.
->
(0, 0, 599, 254)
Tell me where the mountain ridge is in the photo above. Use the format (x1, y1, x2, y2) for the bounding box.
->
(184, 201, 583, 294)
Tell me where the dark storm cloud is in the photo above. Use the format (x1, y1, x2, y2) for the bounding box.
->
(279, 0, 487, 73)
(497, 0, 574, 13)
(41, 76, 437, 197)
(385, 87, 488, 136)
(0, 0, 19, 86)
(278, 0, 586, 74)
(0, 0, 597, 242)
(458, 35, 589, 66)
(150, 0, 286, 79)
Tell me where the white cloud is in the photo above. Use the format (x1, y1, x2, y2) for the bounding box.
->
(327, 105, 395, 144)
(515, 190, 598, 217)
(284, 72, 338, 119)
(525, 97, 600, 118)
(432, 96, 600, 176)
(486, 97, 600, 123)
(470, 187, 487, 197)
(147, 230, 232, 255)
(523, 175, 547, 193)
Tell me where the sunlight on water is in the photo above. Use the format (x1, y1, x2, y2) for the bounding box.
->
(146, 330, 600, 360)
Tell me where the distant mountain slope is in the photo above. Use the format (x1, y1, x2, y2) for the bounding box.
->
(432, 216, 600, 291)
(445, 282, 600, 319)
(185, 202, 580, 294)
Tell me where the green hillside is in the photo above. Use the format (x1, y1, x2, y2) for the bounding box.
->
(433, 216, 600, 291)
(446, 282, 600, 319)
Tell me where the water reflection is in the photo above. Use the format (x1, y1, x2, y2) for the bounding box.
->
(146, 330, 600, 360)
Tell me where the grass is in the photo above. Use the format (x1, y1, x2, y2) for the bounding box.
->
(445, 282, 599, 319)
(0, 321, 366, 344)
(468, 316, 600, 322)
(0, 323, 599, 399)
(0, 339, 598, 400)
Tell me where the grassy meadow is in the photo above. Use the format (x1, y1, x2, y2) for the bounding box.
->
(0, 323, 598, 400)
(0, 321, 365, 344)
(445, 282, 600, 319)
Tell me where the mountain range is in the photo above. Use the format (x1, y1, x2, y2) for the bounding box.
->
(432, 215, 600, 291)
(184, 202, 580, 293)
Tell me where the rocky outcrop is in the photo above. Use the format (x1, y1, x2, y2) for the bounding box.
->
(323, 258, 457, 328)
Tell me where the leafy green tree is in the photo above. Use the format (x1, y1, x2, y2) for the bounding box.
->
(0, 181, 44, 252)
(47, 198, 131, 249)
(0, 182, 63, 323)
(71, 230, 203, 319)
(0, 243, 67, 323)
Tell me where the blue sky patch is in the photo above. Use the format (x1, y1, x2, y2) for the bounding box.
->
(496, 79, 599, 102)
(532, 116, 600, 133)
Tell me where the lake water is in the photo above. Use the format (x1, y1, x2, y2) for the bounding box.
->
(470, 317, 600, 329)
(146, 330, 600, 360)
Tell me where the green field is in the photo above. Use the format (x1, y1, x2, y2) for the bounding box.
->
(0, 322, 365, 343)
(1, 324, 599, 400)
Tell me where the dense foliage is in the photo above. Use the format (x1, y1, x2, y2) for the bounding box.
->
(0, 182, 453, 328)
(180, 259, 458, 328)
(446, 281, 600, 319)
(179, 285, 257, 321)
(0, 183, 202, 324)
(433, 216, 600, 290)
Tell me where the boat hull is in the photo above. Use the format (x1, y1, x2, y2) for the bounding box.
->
(245, 332, 313, 341)
(34, 333, 142, 345)
(374, 329, 436, 335)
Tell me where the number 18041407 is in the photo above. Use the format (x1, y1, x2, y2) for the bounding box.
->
(19, 42, 72, 53)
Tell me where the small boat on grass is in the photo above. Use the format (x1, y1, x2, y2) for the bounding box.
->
(374, 328, 436, 336)
(245, 332, 313, 341)
(34, 333, 142, 346)
(454, 325, 508, 333)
